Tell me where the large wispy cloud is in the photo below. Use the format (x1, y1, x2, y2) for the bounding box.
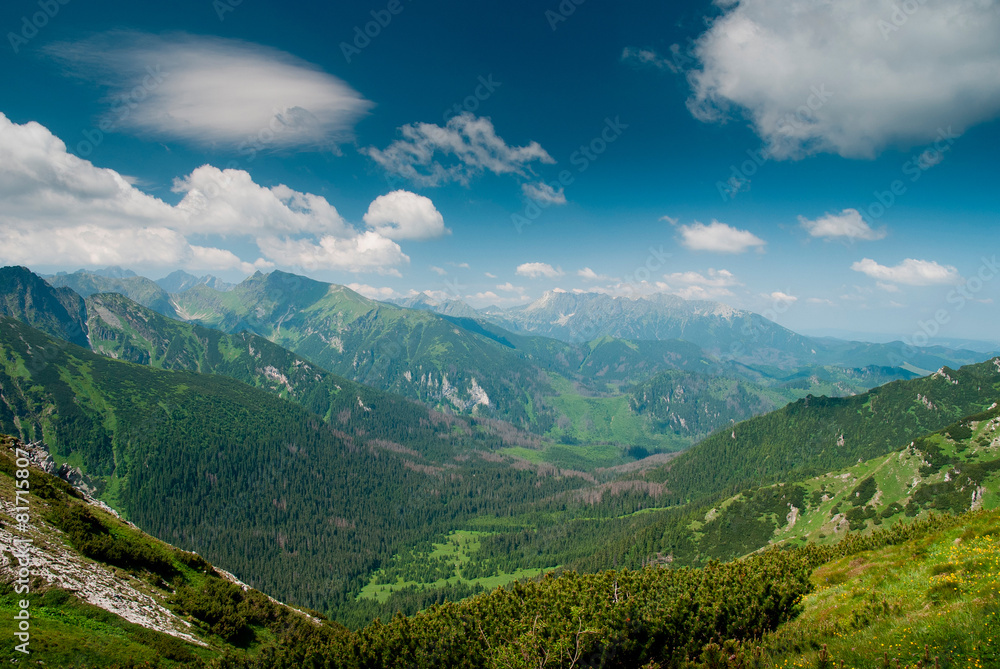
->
(364, 113, 554, 186)
(799, 209, 886, 241)
(0, 113, 423, 275)
(677, 220, 766, 254)
(522, 182, 567, 205)
(851, 258, 961, 286)
(45, 32, 371, 151)
(687, 0, 1000, 158)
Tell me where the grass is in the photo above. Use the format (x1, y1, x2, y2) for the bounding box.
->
(764, 510, 1000, 669)
(542, 375, 677, 453)
(357, 530, 558, 604)
(0, 587, 211, 667)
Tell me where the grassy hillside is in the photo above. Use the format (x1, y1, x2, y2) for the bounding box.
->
(6, 429, 994, 667)
(644, 359, 1000, 503)
(0, 435, 349, 667)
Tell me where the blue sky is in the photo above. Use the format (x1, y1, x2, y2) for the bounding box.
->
(1, 0, 998, 343)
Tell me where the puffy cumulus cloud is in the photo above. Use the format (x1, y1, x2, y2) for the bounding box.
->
(799, 208, 886, 241)
(364, 113, 554, 186)
(256, 233, 407, 275)
(0, 224, 255, 272)
(347, 283, 403, 300)
(851, 258, 961, 285)
(522, 181, 567, 205)
(687, 0, 1000, 158)
(678, 221, 766, 254)
(46, 32, 371, 151)
(362, 190, 449, 241)
(516, 262, 565, 279)
(173, 166, 351, 236)
(661, 268, 742, 300)
(0, 113, 408, 275)
(767, 291, 798, 303)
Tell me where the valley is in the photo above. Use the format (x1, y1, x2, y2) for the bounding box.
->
(1, 264, 998, 666)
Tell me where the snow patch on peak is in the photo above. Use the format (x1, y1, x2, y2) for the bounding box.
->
(551, 312, 575, 327)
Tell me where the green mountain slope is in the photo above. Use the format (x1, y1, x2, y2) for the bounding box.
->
(645, 358, 1000, 503)
(29, 267, 942, 463)
(691, 399, 1000, 558)
(0, 266, 89, 348)
(0, 318, 588, 613)
(45, 268, 179, 319)
(0, 435, 349, 667)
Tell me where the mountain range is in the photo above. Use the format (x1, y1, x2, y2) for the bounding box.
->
(1, 262, 999, 667)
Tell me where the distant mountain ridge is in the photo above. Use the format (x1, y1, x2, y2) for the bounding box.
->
(6, 266, 992, 457)
(0, 266, 90, 348)
(155, 269, 235, 293)
(44, 269, 180, 319)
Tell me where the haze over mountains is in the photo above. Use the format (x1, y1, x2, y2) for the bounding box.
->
(18, 265, 993, 455)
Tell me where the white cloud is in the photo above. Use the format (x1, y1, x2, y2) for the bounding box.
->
(347, 283, 401, 300)
(449, 262, 471, 269)
(522, 181, 567, 205)
(257, 232, 407, 275)
(496, 282, 526, 294)
(173, 166, 350, 236)
(678, 221, 766, 254)
(851, 258, 961, 286)
(661, 268, 741, 300)
(516, 262, 565, 279)
(363, 190, 449, 241)
(484, 272, 497, 278)
(767, 291, 798, 303)
(577, 267, 612, 281)
(621, 46, 683, 73)
(0, 112, 407, 275)
(807, 297, 835, 305)
(46, 32, 371, 151)
(430, 266, 448, 276)
(364, 113, 554, 186)
(799, 208, 886, 241)
(687, 0, 1000, 158)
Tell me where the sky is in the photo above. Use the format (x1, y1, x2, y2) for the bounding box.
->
(1, 0, 998, 343)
